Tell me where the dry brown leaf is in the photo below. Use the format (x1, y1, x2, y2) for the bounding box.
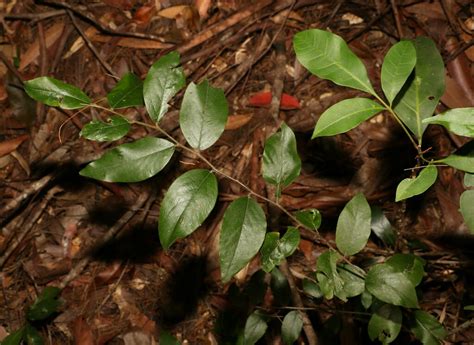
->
(19, 22, 65, 71)
(73, 317, 96, 345)
(0, 134, 28, 157)
(195, 0, 212, 20)
(225, 114, 253, 130)
(92, 35, 173, 50)
(158, 5, 193, 20)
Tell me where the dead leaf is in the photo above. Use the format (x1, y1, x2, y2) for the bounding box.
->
(19, 22, 65, 71)
(0, 134, 28, 157)
(73, 317, 96, 345)
(133, 5, 155, 24)
(195, 0, 212, 20)
(158, 5, 193, 20)
(122, 330, 157, 345)
(102, 0, 134, 10)
(225, 114, 253, 130)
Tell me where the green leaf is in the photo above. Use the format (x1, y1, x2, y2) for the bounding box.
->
(312, 98, 384, 138)
(335, 192, 371, 256)
(381, 41, 417, 105)
(295, 208, 321, 230)
(422, 108, 474, 137)
(302, 279, 323, 298)
(262, 123, 301, 196)
(144, 51, 185, 123)
(27, 287, 61, 321)
(464, 173, 474, 187)
(80, 116, 130, 141)
(464, 305, 474, 311)
(365, 263, 419, 308)
(220, 197, 267, 282)
(281, 311, 303, 345)
(179, 80, 228, 150)
(243, 312, 268, 345)
(411, 311, 447, 345)
(460, 190, 474, 233)
(316, 250, 342, 299)
(80, 137, 175, 182)
(392, 37, 445, 139)
(1, 327, 25, 345)
(159, 330, 181, 345)
(24, 76, 91, 109)
(368, 304, 402, 344)
(361, 290, 373, 309)
(438, 141, 474, 173)
(107, 72, 143, 109)
(159, 169, 218, 249)
(293, 29, 375, 95)
(271, 267, 291, 306)
(371, 207, 396, 246)
(25, 324, 43, 345)
(395, 165, 438, 202)
(336, 264, 365, 301)
(260, 227, 300, 272)
(386, 254, 425, 287)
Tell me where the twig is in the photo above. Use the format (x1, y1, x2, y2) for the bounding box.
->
(58, 192, 149, 289)
(279, 261, 318, 345)
(0, 51, 24, 83)
(37, 0, 166, 42)
(448, 318, 474, 336)
(66, 10, 117, 79)
(389, 0, 404, 39)
(0, 186, 63, 269)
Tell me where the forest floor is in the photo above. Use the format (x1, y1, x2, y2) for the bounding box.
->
(1, 0, 473, 344)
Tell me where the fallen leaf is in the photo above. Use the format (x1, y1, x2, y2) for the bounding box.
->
(73, 317, 96, 345)
(133, 5, 155, 24)
(195, 0, 212, 20)
(248, 91, 301, 110)
(19, 22, 65, 71)
(225, 114, 253, 130)
(158, 5, 193, 20)
(0, 134, 28, 157)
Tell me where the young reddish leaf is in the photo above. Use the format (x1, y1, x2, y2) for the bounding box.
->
(248, 91, 301, 110)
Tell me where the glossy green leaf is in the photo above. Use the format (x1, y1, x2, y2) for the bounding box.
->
(438, 141, 474, 173)
(243, 312, 268, 345)
(295, 208, 321, 230)
(395, 165, 438, 202)
(27, 287, 61, 321)
(180, 80, 228, 150)
(80, 116, 130, 141)
(460, 190, 474, 233)
(312, 98, 384, 138)
(368, 304, 402, 344)
(107, 72, 143, 108)
(316, 250, 342, 299)
(393, 37, 445, 139)
(159, 169, 218, 249)
(293, 29, 375, 95)
(260, 227, 300, 272)
(25, 324, 43, 345)
(371, 206, 396, 246)
(144, 51, 185, 123)
(381, 41, 417, 105)
(335, 192, 371, 256)
(464, 173, 474, 187)
(336, 264, 365, 301)
(411, 311, 447, 345)
(220, 197, 267, 282)
(365, 263, 418, 308)
(303, 279, 323, 298)
(262, 123, 301, 196)
(422, 108, 474, 137)
(80, 137, 175, 182)
(282, 311, 303, 345)
(159, 330, 181, 345)
(1, 327, 25, 345)
(386, 254, 425, 287)
(24, 76, 90, 109)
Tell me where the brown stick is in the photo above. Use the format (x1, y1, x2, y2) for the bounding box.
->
(279, 261, 318, 345)
(390, 0, 404, 38)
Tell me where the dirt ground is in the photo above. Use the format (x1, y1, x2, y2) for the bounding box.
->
(1, 0, 473, 344)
